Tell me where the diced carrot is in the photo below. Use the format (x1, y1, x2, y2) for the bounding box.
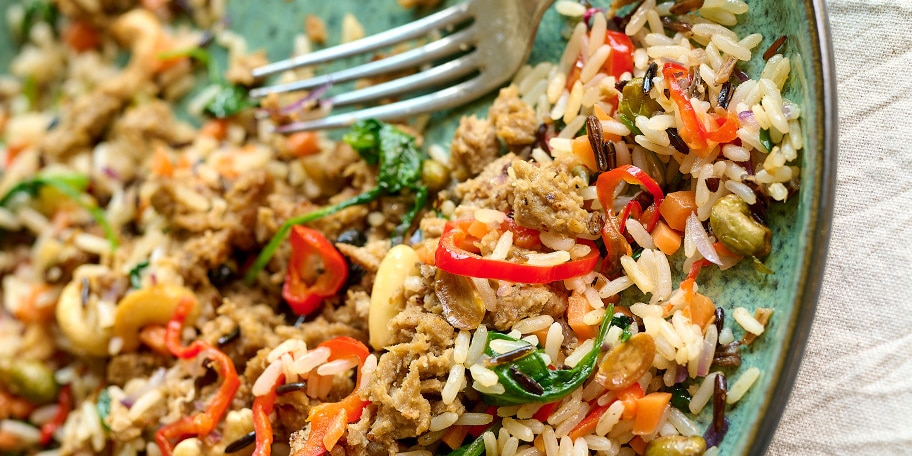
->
(467, 219, 490, 239)
(571, 136, 598, 172)
(593, 104, 612, 121)
(651, 220, 683, 256)
(138, 324, 171, 356)
(616, 383, 644, 420)
(199, 119, 228, 141)
(0, 389, 36, 420)
(509, 223, 542, 250)
(13, 283, 54, 324)
(5, 143, 26, 168)
(0, 429, 21, 451)
(658, 190, 697, 231)
(682, 292, 716, 330)
(63, 20, 100, 53)
(568, 403, 612, 440)
(567, 291, 596, 340)
(614, 305, 634, 318)
(628, 436, 647, 455)
(286, 131, 322, 157)
(414, 238, 439, 266)
(150, 147, 174, 178)
(533, 434, 545, 453)
(440, 425, 470, 450)
(632, 392, 672, 435)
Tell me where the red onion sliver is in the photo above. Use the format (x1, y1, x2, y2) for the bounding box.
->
(686, 213, 722, 265)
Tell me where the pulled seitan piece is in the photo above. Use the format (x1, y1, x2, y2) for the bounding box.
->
(510, 159, 590, 236)
(41, 89, 125, 159)
(490, 283, 569, 330)
(454, 153, 516, 213)
(489, 86, 538, 148)
(362, 307, 455, 449)
(450, 115, 500, 179)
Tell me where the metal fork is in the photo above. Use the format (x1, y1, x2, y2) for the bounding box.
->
(250, 0, 556, 132)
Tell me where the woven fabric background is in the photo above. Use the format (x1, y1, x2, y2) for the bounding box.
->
(766, 1, 912, 454)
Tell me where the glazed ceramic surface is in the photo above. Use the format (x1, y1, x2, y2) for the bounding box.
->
(0, 1, 836, 454)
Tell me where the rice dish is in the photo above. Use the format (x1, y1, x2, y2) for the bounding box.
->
(0, 1, 802, 455)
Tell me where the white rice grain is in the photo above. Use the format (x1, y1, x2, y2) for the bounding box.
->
(733, 307, 765, 335)
(727, 367, 761, 404)
(625, 219, 655, 250)
(429, 412, 459, 432)
(467, 325, 489, 365)
(455, 412, 494, 427)
(665, 407, 700, 437)
(565, 339, 594, 368)
(484, 431, 499, 456)
(545, 322, 563, 363)
(689, 372, 719, 414)
(469, 363, 500, 387)
(316, 358, 357, 376)
(503, 417, 535, 442)
(526, 250, 572, 267)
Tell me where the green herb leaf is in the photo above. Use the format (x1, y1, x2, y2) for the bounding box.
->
(480, 305, 614, 406)
(759, 128, 773, 153)
(611, 314, 634, 343)
(20, 0, 58, 42)
(128, 260, 150, 289)
(0, 173, 118, 247)
(670, 384, 692, 412)
(204, 82, 255, 119)
(96, 388, 112, 431)
(245, 120, 429, 284)
(617, 113, 643, 137)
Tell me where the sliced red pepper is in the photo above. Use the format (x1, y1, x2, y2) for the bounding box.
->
(596, 164, 665, 234)
(663, 62, 708, 152)
(293, 337, 372, 456)
(252, 374, 283, 456)
(567, 402, 614, 440)
(663, 63, 741, 154)
(435, 219, 599, 284)
(283, 226, 348, 316)
(603, 31, 635, 79)
(38, 384, 71, 445)
(567, 30, 635, 89)
(156, 297, 240, 456)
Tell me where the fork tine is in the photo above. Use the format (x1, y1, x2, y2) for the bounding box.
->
(328, 53, 479, 108)
(275, 76, 488, 133)
(249, 26, 476, 98)
(251, 3, 472, 78)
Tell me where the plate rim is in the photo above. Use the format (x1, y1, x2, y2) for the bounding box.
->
(744, 0, 839, 454)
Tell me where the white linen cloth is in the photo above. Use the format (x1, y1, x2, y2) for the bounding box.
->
(767, 1, 912, 454)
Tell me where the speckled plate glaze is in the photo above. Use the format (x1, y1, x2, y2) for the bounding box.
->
(0, 1, 836, 454)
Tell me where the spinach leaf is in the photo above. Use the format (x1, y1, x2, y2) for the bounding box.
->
(480, 306, 614, 406)
(611, 314, 634, 343)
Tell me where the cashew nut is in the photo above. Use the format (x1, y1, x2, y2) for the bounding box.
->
(113, 284, 198, 352)
(56, 268, 113, 357)
(369, 245, 420, 350)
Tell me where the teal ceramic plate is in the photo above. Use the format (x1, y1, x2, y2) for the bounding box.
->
(0, 1, 836, 454)
(222, 2, 835, 454)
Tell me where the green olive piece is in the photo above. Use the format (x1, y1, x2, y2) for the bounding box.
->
(0, 359, 60, 405)
(709, 194, 772, 258)
(645, 435, 707, 456)
(421, 159, 450, 192)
